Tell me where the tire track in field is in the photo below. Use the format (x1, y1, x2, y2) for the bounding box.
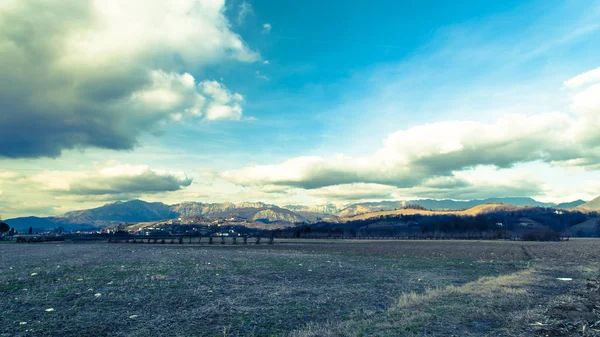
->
(521, 245, 535, 260)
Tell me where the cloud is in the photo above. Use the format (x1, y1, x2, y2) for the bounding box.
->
(564, 66, 600, 88)
(200, 81, 244, 120)
(255, 70, 269, 81)
(130, 71, 204, 120)
(308, 184, 396, 202)
(402, 180, 545, 201)
(222, 69, 600, 192)
(0, 162, 194, 217)
(221, 113, 577, 189)
(236, 1, 253, 25)
(303, 167, 546, 202)
(262, 23, 272, 34)
(0, 0, 258, 158)
(408, 167, 547, 200)
(566, 68, 600, 150)
(29, 162, 192, 199)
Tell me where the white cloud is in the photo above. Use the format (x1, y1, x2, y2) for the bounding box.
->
(564, 66, 600, 88)
(59, 0, 258, 68)
(0, 162, 195, 217)
(131, 73, 245, 121)
(221, 113, 578, 189)
(222, 69, 600, 193)
(236, 1, 253, 25)
(0, 0, 257, 158)
(255, 70, 269, 81)
(0, 172, 20, 180)
(131, 70, 205, 118)
(262, 23, 272, 34)
(200, 81, 244, 120)
(29, 162, 192, 198)
(301, 166, 547, 203)
(308, 183, 396, 202)
(566, 70, 600, 149)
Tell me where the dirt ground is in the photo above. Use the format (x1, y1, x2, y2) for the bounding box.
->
(1, 239, 599, 336)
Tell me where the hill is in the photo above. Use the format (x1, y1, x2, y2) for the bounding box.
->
(335, 198, 556, 217)
(170, 202, 307, 223)
(6, 200, 310, 231)
(283, 204, 594, 239)
(336, 201, 406, 217)
(339, 203, 523, 222)
(6, 200, 176, 231)
(567, 218, 600, 236)
(414, 197, 555, 210)
(5, 216, 100, 232)
(61, 200, 176, 224)
(555, 200, 587, 209)
(5, 216, 61, 232)
(578, 196, 600, 211)
(4, 197, 592, 232)
(283, 204, 342, 214)
(293, 211, 338, 222)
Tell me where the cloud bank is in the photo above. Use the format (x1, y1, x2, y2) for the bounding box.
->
(29, 162, 192, 200)
(222, 68, 600, 198)
(0, 0, 257, 158)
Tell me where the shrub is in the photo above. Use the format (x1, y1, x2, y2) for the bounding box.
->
(521, 229, 561, 241)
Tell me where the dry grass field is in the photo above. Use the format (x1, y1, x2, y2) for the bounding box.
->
(1, 239, 599, 336)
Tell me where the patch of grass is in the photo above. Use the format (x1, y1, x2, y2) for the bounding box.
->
(289, 269, 542, 336)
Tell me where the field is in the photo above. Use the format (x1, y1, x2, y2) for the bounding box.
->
(1, 239, 599, 336)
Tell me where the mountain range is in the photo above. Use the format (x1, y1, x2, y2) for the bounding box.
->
(4, 197, 594, 231)
(5, 200, 310, 231)
(290, 197, 588, 217)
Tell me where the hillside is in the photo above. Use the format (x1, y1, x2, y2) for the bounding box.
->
(6, 200, 309, 231)
(172, 201, 273, 218)
(335, 197, 563, 217)
(61, 200, 176, 223)
(567, 218, 600, 236)
(336, 201, 406, 217)
(5, 216, 101, 232)
(340, 203, 524, 222)
(555, 200, 587, 209)
(4, 197, 593, 232)
(294, 211, 338, 222)
(283, 204, 342, 214)
(6, 200, 177, 231)
(578, 196, 600, 211)
(170, 202, 307, 223)
(125, 216, 293, 232)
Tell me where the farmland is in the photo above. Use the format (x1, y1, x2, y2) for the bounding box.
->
(1, 239, 599, 336)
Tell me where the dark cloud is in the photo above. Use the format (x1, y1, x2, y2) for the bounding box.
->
(68, 171, 193, 196)
(409, 181, 545, 201)
(0, 0, 255, 158)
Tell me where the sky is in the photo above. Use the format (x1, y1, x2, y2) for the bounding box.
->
(1, 0, 600, 218)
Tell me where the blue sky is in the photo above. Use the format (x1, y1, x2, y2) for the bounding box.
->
(172, 0, 600, 160)
(1, 0, 600, 217)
